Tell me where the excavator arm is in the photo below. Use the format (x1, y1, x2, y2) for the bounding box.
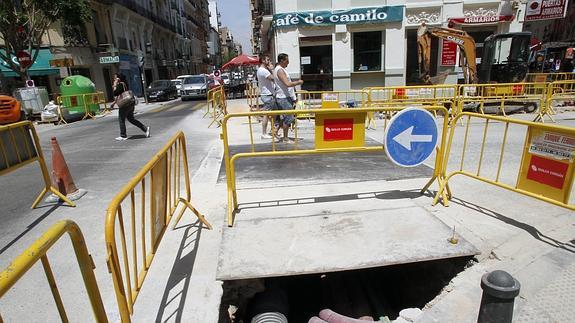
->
(417, 23, 478, 84)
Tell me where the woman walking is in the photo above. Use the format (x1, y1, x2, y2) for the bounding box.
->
(113, 73, 150, 141)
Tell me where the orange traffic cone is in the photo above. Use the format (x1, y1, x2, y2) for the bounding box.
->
(48, 137, 86, 202)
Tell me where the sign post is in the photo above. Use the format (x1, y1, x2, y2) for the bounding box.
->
(384, 108, 438, 167)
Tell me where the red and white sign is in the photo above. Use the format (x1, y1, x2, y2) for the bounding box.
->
(449, 15, 514, 25)
(525, 0, 567, 21)
(526, 155, 569, 189)
(16, 51, 32, 69)
(441, 39, 458, 66)
(324, 118, 353, 141)
(529, 131, 575, 161)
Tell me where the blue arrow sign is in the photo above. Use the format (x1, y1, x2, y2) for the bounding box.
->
(384, 108, 438, 167)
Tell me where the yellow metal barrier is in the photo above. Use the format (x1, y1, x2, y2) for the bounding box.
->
(0, 121, 74, 208)
(526, 72, 575, 83)
(83, 91, 109, 117)
(205, 86, 227, 127)
(539, 80, 575, 122)
(296, 90, 368, 109)
(246, 82, 261, 111)
(56, 92, 107, 124)
(105, 131, 211, 322)
(365, 84, 458, 108)
(364, 84, 458, 128)
(222, 106, 450, 226)
(457, 82, 545, 119)
(0, 220, 107, 322)
(435, 112, 575, 211)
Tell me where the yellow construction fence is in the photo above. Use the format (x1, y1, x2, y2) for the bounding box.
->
(221, 106, 450, 226)
(205, 85, 227, 127)
(435, 112, 575, 211)
(0, 121, 74, 208)
(105, 131, 211, 322)
(0, 220, 107, 322)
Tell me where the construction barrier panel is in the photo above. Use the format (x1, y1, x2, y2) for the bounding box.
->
(246, 81, 260, 111)
(105, 131, 211, 322)
(526, 72, 575, 83)
(365, 84, 458, 108)
(457, 82, 545, 120)
(539, 80, 575, 122)
(56, 92, 106, 124)
(0, 220, 107, 322)
(205, 85, 227, 127)
(0, 121, 74, 208)
(222, 106, 450, 226)
(435, 112, 575, 211)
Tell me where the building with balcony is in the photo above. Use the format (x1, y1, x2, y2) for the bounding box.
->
(250, 0, 525, 90)
(0, 0, 211, 100)
(220, 27, 237, 63)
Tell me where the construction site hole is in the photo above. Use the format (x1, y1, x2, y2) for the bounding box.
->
(218, 255, 476, 322)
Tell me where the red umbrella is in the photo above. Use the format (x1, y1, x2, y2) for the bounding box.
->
(221, 54, 260, 70)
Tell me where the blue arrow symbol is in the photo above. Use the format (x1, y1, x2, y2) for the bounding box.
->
(392, 126, 433, 151)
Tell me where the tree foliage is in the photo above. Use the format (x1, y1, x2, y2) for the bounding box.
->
(0, 0, 91, 79)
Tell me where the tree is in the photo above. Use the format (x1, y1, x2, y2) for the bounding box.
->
(0, 0, 91, 81)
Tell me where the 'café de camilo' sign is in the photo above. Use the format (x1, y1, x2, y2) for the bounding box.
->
(272, 6, 404, 28)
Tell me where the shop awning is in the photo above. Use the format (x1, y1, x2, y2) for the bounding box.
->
(0, 49, 60, 78)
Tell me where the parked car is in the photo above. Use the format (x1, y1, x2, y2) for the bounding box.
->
(180, 75, 208, 100)
(221, 73, 231, 86)
(147, 80, 178, 102)
(0, 95, 22, 124)
(171, 79, 183, 97)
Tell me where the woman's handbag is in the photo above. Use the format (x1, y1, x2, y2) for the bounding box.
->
(116, 82, 135, 109)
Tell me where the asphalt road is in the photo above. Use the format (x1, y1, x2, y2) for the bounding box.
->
(0, 98, 214, 256)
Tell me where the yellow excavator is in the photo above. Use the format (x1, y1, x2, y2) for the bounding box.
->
(418, 23, 478, 84)
(417, 23, 532, 85)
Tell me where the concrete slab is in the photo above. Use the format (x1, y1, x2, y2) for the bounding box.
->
(216, 181, 479, 281)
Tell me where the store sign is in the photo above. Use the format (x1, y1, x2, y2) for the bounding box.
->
(449, 15, 514, 25)
(324, 118, 354, 141)
(272, 6, 404, 29)
(441, 40, 457, 66)
(525, 0, 567, 21)
(99, 56, 119, 64)
(526, 155, 569, 189)
(517, 127, 575, 203)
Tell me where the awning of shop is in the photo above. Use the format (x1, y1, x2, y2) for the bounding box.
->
(0, 49, 60, 78)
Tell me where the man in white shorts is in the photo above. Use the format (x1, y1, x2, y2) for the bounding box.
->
(256, 54, 276, 139)
(273, 53, 303, 143)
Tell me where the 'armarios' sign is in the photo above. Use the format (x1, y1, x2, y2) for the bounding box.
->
(272, 6, 404, 29)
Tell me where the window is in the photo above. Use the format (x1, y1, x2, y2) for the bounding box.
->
(353, 31, 382, 72)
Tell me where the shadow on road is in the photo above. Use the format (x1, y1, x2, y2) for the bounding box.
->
(155, 220, 204, 323)
(448, 196, 575, 253)
(0, 203, 66, 255)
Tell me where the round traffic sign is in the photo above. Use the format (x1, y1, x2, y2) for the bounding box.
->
(16, 51, 32, 69)
(214, 69, 221, 77)
(384, 107, 438, 167)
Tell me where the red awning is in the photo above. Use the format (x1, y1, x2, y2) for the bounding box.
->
(449, 15, 514, 25)
(221, 55, 260, 70)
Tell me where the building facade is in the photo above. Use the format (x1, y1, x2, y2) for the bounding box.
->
(250, 0, 525, 90)
(0, 0, 211, 100)
(207, 0, 223, 69)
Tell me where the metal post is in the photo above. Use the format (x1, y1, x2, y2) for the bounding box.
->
(477, 270, 521, 323)
(139, 65, 148, 104)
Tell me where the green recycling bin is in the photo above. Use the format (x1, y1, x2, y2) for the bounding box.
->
(59, 75, 99, 117)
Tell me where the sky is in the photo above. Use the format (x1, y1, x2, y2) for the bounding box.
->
(217, 0, 253, 55)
